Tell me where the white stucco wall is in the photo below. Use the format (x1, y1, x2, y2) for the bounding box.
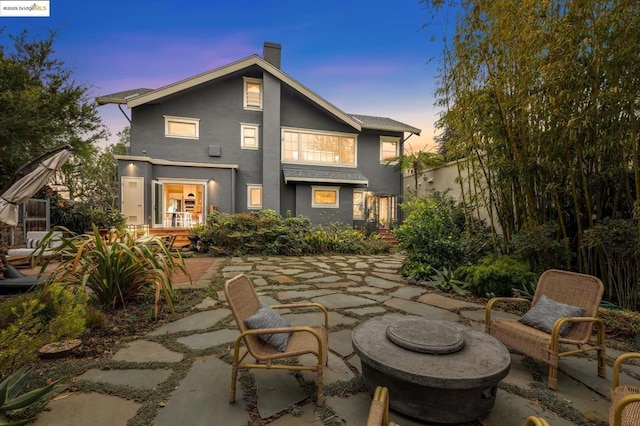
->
(403, 159, 501, 234)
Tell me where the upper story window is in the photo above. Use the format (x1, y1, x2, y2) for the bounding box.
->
(241, 123, 259, 150)
(165, 116, 199, 139)
(247, 184, 262, 209)
(282, 128, 356, 166)
(312, 186, 340, 208)
(380, 136, 399, 163)
(243, 77, 263, 110)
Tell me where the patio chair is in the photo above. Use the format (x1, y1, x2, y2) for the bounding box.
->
(485, 269, 606, 390)
(610, 352, 640, 426)
(366, 386, 399, 426)
(224, 273, 329, 406)
(525, 416, 550, 426)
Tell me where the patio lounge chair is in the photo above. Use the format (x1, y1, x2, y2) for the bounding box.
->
(366, 386, 399, 426)
(610, 352, 640, 425)
(485, 269, 606, 390)
(224, 273, 329, 406)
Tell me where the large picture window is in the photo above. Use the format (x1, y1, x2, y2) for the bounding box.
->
(312, 186, 340, 208)
(164, 116, 199, 139)
(282, 129, 356, 166)
(243, 77, 263, 110)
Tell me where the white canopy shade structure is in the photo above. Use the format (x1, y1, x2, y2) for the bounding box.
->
(0, 145, 73, 227)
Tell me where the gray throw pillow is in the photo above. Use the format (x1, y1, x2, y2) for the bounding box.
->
(519, 295, 585, 335)
(244, 303, 292, 352)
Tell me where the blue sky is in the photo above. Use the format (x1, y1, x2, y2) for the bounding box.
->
(1, 0, 450, 152)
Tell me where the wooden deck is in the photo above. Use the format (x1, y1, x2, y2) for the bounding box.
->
(149, 228, 192, 249)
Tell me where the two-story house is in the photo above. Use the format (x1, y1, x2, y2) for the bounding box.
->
(96, 42, 420, 230)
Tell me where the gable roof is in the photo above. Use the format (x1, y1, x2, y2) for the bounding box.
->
(110, 55, 361, 131)
(96, 54, 421, 135)
(95, 88, 154, 105)
(350, 114, 421, 136)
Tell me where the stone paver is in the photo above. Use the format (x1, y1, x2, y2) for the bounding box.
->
(177, 328, 239, 350)
(384, 297, 460, 321)
(148, 309, 230, 336)
(388, 286, 425, 300)
(33, 392, 141, 426)
(112, 340, 183, 363)
(310, 293, 377, 309)
(154, 356, 250, 426)
(418, 292, 485, 310)
(329, 329, 356, 357)
(78, 368, 172, 389)
(253, 369, 310, 419)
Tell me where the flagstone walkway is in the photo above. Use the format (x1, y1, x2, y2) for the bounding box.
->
(32, 254, 640, 425)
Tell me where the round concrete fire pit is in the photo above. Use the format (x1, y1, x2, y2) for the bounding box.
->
(352, 314, 511, 424)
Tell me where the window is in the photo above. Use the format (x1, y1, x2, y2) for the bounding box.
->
(353, 190, 365, 219)
(164, 116, 199, 139)
(312, 186, 339, 208)
(247, 184, 262, 209)
(241, 124, 259, 149)
(282, 129, 356, 166)
(243, 77, 263, 110)
(380, 136, 399, 163)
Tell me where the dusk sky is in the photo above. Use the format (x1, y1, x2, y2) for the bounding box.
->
(2, 0, 452, 152)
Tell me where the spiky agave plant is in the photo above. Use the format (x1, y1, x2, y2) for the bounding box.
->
(0, 367, 65, 426)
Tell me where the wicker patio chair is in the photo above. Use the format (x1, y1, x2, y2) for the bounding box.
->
(366, 386, 401, 426)
(485, 269, 606, 390)
(525, 416, 550, 426)
(224, 274, 329, 406)
(610, 352, 640, 426)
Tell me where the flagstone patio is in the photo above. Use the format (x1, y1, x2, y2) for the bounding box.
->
(30, 254, 640, 425)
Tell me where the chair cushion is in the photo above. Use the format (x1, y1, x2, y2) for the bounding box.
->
(519, 295, 585, 335)
(244, 303, 292, 352)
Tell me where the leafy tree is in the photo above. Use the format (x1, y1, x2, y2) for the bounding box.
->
(422, 0, 640, 283)
(386, 150, 444, 196)
(0, 28, 107, 189)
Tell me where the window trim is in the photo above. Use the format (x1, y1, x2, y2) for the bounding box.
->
(380, 136, 399, 164)
(247, 184, 262, 210)
(312, 186, 340, 209)
(281, 127, 358, 167)
(164, 115, 200, 140)
(243, 77, 263, 110)
(353, 189, 365, 219)
(240, 123, 260, 150)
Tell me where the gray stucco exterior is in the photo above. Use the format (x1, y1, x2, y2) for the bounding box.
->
(99, 43, 420, 229)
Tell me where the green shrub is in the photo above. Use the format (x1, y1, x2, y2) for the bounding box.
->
(454, 254, 538, 297)
(509, 222, 571, 273)
(44, 225, 188, 319)
(0, 297, 46, 373)
(50, 196, 126, 234)
(426, 267, 469, 295)
(189, 211, 388, 256)
(394, 192, 485, 280)
(0, 284, 88, 372)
